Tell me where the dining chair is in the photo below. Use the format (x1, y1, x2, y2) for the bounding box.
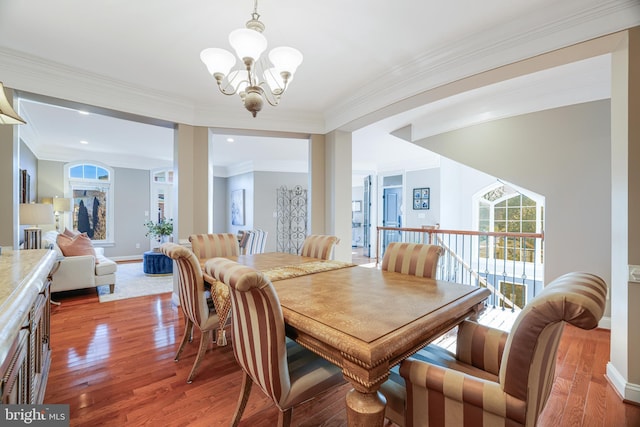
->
(160, 242, 222, 383)
(299, 234, 340, 260)
(206, 257, 345, 427)
(380, 271, 607, 427)
(244, 229, 268, 255)
(188, 233, 240, 261)
(381, 242, 443, 278)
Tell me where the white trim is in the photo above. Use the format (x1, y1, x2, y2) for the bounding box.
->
(606, 362, 640, 404)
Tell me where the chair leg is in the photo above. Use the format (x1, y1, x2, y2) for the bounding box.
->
(231, 372, 253, 427)
(175, 318, 193, 361)
(277, 409, 293, 427)
(186, 329, 211, 384)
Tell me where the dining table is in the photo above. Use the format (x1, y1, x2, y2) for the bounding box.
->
(204, 252, 491, 427)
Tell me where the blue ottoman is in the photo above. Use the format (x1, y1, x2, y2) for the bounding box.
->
(143, 250, 173, 275)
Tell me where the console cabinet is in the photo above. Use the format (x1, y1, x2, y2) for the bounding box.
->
(0, 249, 56, 404)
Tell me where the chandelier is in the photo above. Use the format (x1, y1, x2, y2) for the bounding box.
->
(200, 0, 303, 117)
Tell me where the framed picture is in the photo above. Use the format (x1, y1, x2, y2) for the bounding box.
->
(413, 187, 430, 210)
(352, 200, 362, 212)
(231, 189, 245, 226)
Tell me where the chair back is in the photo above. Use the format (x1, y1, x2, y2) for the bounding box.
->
(208, 257, 292, 407)
(300, 235, 339, 260)
(381, 242, 442, 278)
(189, 233, 239, 260)
(160, 243, 210, 328)
(243, 229, 268, 255)
(499, 271, 607, 425)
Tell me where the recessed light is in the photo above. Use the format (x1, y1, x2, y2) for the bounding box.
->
(80, 140, 89, 145)
(226, 138, 235, 143)
(78, 110, 90, 115)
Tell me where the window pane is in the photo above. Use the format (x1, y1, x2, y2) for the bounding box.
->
(72, 188, 107, 240)
(507, 207, 521, 220)
(84, 165, 97, 180)
(522, 206, 536, 220)
(70, 165, 83, 179)
(479, 204, 490, 220)
(508, 221, 521, 232)
(495, 207, 506, 220)
(507, 196, 521, 207)
(97, 167, 109, 180)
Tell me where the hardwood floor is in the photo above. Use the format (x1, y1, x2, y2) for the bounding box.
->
(45, 277, 640, 426)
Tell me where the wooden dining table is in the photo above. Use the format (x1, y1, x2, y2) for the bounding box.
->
(205, 252, 491, 427)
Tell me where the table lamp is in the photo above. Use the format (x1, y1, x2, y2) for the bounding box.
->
(52, 197, 71, 232)
(19, 203, 54, 249)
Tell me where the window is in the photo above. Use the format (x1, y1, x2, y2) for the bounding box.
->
(64, 161, 114, 244)
(475, 183, 544, 264)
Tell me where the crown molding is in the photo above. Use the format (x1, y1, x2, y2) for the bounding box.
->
(0, 46, 326, 134)
(325, 0, 640, 132)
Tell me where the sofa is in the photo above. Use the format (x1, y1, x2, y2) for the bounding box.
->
(42, 230, 117, 293)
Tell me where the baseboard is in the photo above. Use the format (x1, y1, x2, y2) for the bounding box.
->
(598, 316, 611, 330)
(606, 362, 640, 404)
(111, 255, 143, 262)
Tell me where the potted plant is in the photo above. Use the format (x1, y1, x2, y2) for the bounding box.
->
(144, 217, 174, 249)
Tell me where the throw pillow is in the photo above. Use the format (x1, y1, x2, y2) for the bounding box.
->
(63, 228, 81, 238)
(57, 233, 99, 263)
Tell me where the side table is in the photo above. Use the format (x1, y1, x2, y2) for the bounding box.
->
(143, 250, 173, 275)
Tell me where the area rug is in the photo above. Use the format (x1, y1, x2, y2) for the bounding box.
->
(97, 262, 173, 303)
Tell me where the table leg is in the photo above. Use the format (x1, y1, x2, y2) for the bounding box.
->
(345, 388, 386, 427)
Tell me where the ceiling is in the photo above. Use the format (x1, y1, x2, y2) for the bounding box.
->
(1, 1, 638, 179)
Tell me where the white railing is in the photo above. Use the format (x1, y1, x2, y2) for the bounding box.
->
(376, 226, 545, 312)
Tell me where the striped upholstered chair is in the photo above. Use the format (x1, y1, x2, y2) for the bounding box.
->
(299, 234, 339, 260)
(188, 233, 239, 262)
(240, 229, 268, 255)
(160, 243, 222, 383)
(381, 242, 443, 278)
(207, 257, 345, 427)
(380, 271, 607, 427)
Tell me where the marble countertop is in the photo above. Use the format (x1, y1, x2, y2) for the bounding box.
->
(0, 248, 56, 367)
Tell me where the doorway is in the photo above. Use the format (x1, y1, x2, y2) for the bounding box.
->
(382, 186, 402, 252)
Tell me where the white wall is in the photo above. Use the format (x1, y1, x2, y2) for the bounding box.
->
(222, 171, 308, 253)
(405, 168, 441, 228)
(226, 173, 254, 235)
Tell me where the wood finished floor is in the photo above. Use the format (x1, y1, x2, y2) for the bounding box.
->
(45, 259, 640, 426)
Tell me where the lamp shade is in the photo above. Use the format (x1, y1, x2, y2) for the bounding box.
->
(268, 46, 303, 75)
(19, 203, 54, 226)
(200, 48, 236, 76)
(229, 28, 267, 61)
(0, 82, 26, 125)
(53, 197, 71, 213)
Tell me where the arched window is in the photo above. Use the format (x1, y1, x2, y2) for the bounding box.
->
(64, 161, 114, 244)
(474, 182, 544, 264)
